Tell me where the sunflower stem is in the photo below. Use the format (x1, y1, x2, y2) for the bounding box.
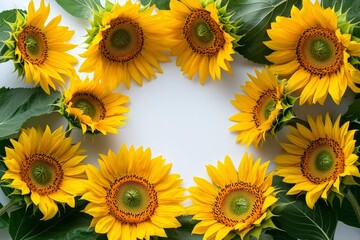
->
(0, 197, 24, 217)
(287, 117, 310, 129)
(346, 188, 360, 224)
(65, 124, 73, 138)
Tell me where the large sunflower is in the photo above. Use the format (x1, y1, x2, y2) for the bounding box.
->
(2, 0, 77, 94)
(81, 145, 185, 240)
(59, 76, 130, 135)
(162, 0, 238, 84)
(1, 126, 87, 220)
(79, 1, 169, 88)
(229, 67, 295, 148)
(264, 0, 360, 105)
(188, 154, 278, 240)
(275, 114, 360, 209)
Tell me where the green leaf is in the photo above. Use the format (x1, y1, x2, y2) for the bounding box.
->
(0, 139, 14, 197)
(322, 0, 360, 38)
(0, 203, 9, 229)
(272, 176, 338, 240)
(227, 0, 302, 64)
(0, 87, 61, 140)
(9, 199, 100, 240)
(332, 185, 360, 228)
(262, 229, 296, 240)
(140, 0, 170, 10)
(55, 0, 101, 19)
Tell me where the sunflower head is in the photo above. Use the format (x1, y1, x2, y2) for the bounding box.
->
(188, 154, 278, 240)
(1, 0, 78, 94)
(81, 145, 186, 240)
(58, 76, 130, 135)
(265, 0, 360, 105)
(1, 126, 87, 220)
(275, 114, 360, 209)
(162, 0, 241, 84)
(79, 1, 170, 89)
(229, 67, 296, 148)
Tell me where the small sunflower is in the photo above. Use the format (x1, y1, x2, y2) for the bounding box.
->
(275, 114, 360, 209)
(2, 0, 77, 94)
(1, 126, 87, 220)
(229, 67, 295, 148)
(162, 0, 240, 84)
(81, 145, 185, 240)
(59, 76, 129, 135)
(79, 1, 169, 88)
(188, 154, 278, 240)
(264, 0, 360, 105)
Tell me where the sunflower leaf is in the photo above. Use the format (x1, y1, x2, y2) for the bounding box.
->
(55, 0, 102, 19)
(272, 176, 338, 240)
(0, 87, 61, 140)
(0, 203, 9, 229)
(9, 199, 101, 240)
(227, 0, 302, 64)
(140, 0, 170, 10)
(331, 185, 360, 228)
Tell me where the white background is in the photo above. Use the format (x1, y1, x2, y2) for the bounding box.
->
(0, 0, 359, 239)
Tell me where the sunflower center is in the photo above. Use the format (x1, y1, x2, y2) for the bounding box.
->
(106, 175, 158, 224)
(213, 181, 263, 227)
(296, 27, 344, 77)
(301, 138, 345, 184)
(100, 17, 144, 63)
(183, 9, 225, 56)
(20, 153, 64, 196)
(71, 92, 106, 122)
(253, 89, 279, 127)
(315, 150, 334, 172)
(17, 25, 48, 65)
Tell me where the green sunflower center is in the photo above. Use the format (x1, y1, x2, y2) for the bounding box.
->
(100, 17, 144, 63)
(213, 181, 263, 227)
(296, 27, 344, 77)
(183, 9, 225, 56)
(20, 153, 64, 196)
(106, 175, 158, 224)
(315, 150, 334, 172)
(301, 138, 345, 184)
(17, 25, 48, 65)
(71, 92, 106, 122)
(253, 89, 279, 127)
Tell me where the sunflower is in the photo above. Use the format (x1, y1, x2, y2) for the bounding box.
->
(59, 76, 130, 135)
(1, 126, 87, 220)
(275, 114, 360, 209)
(81, 145, 185, 240)
(79, 1, 169, 88)
(188, 154, 278, 240)
(2, 0, 77, 94)
(264, 0, 360, 105)
(162, 0, 239, 84)
(229, 67, 295, 148)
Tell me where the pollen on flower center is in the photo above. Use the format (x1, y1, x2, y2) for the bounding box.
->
(253, 89, 279, 127)
(106, 175, 158, 224)
(17, 25, 48, 65)
(20, 153, 64, 195)
(183, 9, 225, 56)
(71, 92, 106, 121)
(301, 138, 345, 184)
(296, 27, 344, 77)
(213, 181, 263, 227)
(100, 17, 144, 63)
